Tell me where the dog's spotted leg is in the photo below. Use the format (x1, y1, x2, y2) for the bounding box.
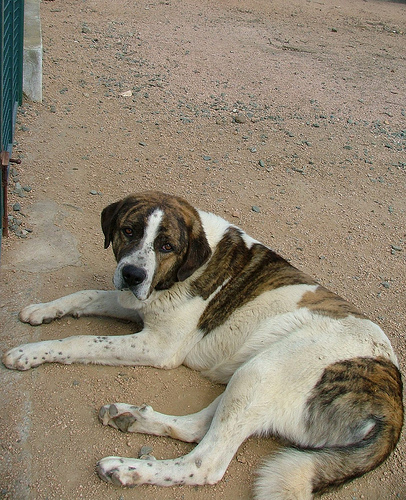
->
(96, 425, 241, 489)
(3, 325, 190, 371)
(19, 290, 141, 325)
(96, 362, 270, 488)
(99, 396, 222, 443)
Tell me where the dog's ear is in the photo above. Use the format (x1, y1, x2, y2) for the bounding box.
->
(177, 222, 212, 282)
(101, 200, 122, 249)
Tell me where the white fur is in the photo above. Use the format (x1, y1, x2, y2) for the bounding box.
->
(255, 449, 314, 500)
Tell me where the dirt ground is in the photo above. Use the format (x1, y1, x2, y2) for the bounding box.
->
(1, 0, 405, 498)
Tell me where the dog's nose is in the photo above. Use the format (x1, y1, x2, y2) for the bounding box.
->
(122, 265, 147, 287)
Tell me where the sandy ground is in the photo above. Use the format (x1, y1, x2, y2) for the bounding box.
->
(1, 0, 405, 498)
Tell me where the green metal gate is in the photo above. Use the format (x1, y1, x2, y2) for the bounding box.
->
(1, 0, 24, 246)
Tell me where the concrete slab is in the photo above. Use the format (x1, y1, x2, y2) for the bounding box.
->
(23, 0, 42, 102)
(0, 200, 81, 498)
(2, 201, 81, 272)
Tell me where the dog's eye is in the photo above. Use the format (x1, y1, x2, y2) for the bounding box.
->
(160, 243, 173, 253)
(122, 227, 133, 237)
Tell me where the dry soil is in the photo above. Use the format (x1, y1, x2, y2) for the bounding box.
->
(1, 0, 405, 499)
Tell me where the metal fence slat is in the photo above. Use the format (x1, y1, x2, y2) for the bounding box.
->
(1, 0, 24, 250)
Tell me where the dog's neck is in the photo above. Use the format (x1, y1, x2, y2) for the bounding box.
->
(197, 210, 230, 251)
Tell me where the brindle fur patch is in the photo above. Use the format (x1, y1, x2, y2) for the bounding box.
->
(101, 191, 211, 290)
(298, 285, 366, 319)
(306, 356, 403, 493)
(191, 227, 317, 335)
(102, 192, 190, 257)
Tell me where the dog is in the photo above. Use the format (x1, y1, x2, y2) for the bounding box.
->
(3, 191, 403, 499)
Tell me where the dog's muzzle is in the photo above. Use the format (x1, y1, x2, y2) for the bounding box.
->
(121, 265, 147, 290)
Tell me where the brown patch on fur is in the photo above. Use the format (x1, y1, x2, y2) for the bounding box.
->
(191, 227, 317, 334)
(298, 285, 366, 319)
(306, 356, 403, 493)
(101, 191, 211, 289)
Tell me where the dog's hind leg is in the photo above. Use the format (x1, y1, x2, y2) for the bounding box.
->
(97, 355, 277, 488)
(99, 395, 223, 443)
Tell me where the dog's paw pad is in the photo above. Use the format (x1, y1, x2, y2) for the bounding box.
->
(3, 346, 39, 370)
(96, 457, 140, 487)
(99, 404, 140, 432)
(19, 304, 56, 325)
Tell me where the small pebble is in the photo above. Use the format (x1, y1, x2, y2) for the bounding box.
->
(139, 445, 153, 456)
(233, 113, 246, 124)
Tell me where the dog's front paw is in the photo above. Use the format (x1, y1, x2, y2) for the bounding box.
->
(3, 343, 49, 370)
(19, 303, 63, 325)
(96, 456, 141, 487)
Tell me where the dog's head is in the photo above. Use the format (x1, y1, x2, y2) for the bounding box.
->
(101, 191, 212, 300)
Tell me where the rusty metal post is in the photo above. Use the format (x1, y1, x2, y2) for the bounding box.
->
(1, 153, 22, 238)
(1, 151, 10, 238)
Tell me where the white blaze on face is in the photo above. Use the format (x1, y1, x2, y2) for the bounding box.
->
(113, 209, 164, 300)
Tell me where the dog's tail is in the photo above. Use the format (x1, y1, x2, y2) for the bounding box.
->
(254, 357, 404, 500)
(254, 441, 390, 500)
